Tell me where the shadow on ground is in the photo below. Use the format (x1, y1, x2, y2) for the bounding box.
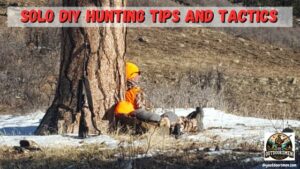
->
(0, 126, 37, 135)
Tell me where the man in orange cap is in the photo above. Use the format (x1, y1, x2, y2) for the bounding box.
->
(125, 62, 145, 110)
(124, 62, 161, 122)
(114, 62, 161, 132)
(115, 62, 204, 136)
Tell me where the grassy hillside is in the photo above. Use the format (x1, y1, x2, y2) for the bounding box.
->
(126, 28, 300, 119)
(0, 0, 299, 120)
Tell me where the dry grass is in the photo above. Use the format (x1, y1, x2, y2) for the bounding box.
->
(0, 147, 260, 169)
(0, 124, 298, 169)
(0, 131, 264, 169)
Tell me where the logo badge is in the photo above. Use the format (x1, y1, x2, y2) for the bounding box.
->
(264, 132, 295, 161)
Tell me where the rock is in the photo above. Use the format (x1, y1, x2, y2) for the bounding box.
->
(277, 99, 288, 103)
(282, 128, 294, 133)
(137, 36, 149, 43)
(233, 59, 240, 64)
(258, 77, 269, 85)
(203, 40, 209, 44)
(274, 47, 283, 51)
(293, 78, 297, 85)
(19, 140, 41, 151)
(203, 147, 211, 152)
(289, 77, 297, 85)
(266, 51, 271, 56)
(217, 39, 222, 43)
(179, 43, 185, 48)
(238, 37, 246, 42)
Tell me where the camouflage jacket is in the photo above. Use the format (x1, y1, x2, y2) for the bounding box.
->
(126, 80, 146, 110)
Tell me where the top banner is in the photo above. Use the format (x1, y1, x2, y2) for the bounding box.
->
(7, 7, 293, 27)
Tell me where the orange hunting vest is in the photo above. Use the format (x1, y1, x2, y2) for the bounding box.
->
(125, 87, 141, 109)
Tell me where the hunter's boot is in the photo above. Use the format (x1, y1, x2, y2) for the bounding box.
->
(172, 123, 183, 139)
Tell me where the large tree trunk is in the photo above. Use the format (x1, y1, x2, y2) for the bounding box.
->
(35, 0, 127, 136)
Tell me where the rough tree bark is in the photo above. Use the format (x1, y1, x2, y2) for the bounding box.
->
(35, 0, 127, 136)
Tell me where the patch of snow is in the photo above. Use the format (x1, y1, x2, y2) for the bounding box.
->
(0, 111, 119, 148)
(1, 108, 299, 149)
(242, 157, 263, 163)
(155, 108, 300, 143)
(156, 108, 299, 128)
(0, 135, 119, 148)
(114, 152, 153, 160)
(135, 153, 153, 159)
(0, 111, 44, 135)
(118, 140, 146, 148)
(184, 133, 213, 142)
(206, 149, 232, 156)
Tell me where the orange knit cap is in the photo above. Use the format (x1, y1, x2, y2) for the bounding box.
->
(126, 62, 140, 80)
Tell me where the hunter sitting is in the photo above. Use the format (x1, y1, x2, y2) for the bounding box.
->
(114, 62, 204, 136)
